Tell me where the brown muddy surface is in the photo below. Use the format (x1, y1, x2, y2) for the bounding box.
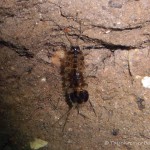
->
(0, 0, 150, 150)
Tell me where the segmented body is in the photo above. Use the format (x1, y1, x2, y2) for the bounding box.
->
(63, 46, 89, 107)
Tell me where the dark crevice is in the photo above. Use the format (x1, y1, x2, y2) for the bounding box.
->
(0, 7, 15, 17)
(91, 20, 150, 31)
(127, 51, 134, 85)
(41, 19, 144, 51)
(101, 42, 136, 51)
(0, 40, 34, 58)
(44, 28, 137, 51)
(92, 24, 142, 31)
(83, 45, 104, 50)
(80, 36, 136, 51)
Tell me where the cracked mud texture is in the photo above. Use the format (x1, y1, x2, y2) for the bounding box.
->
(0, 0, 150, 150)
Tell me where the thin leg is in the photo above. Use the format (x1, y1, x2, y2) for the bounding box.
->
(86, 65, 99, 78)
(52, 107, 73, 131)
(76, 105, 89, 119)
(64, 32, 73, 46)
(76, 20, 82, 46)
(88, 99, 97, 116)
(62, 108, 72, 132)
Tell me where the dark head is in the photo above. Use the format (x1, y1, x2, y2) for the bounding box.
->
(71, 46, 80, 52)
(66, 90, 89, 105)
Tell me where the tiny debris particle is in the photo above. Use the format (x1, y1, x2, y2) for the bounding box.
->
(108, 0, 123, 8)
(67, 139, 72, 144)
(141, 76, 150, 88)
(68, 128, 73, 131)
(105, 30, 111, 34)
(41, 77, 46, 82)
(112, 129, 119, 136)
(39, 13, 42, 19)
(10, 66, 15, 70)
(30, 138, 48, 150)
(135, 75, 142, 79)
(136, 97, 145, 110)
(54, 116, 59, 120)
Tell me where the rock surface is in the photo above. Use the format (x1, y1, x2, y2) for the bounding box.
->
(0, 0, 150, 150)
